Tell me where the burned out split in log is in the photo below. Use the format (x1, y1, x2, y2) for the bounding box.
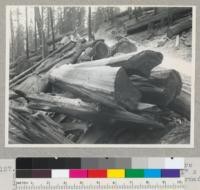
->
(130, 69, 182, 107)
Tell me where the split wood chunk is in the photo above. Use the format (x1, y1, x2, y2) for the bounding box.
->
(49, 65, 141, 111)
(130, 69, 182, 107)
(71, 50, 163, 77)
(25, 93, 164, 128)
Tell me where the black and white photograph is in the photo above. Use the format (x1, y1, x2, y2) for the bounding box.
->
(7, 6, 195, 146)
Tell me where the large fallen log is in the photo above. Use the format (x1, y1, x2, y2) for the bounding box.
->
(50, 66, 141, 111)
(69, 50, 163, 78)
(127, 8, 192, 34)
(130, 69, 182, 107)
(24, 93, 164, 128)
(167, 16, 192, 38)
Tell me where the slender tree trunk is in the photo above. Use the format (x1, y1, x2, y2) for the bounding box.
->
(154, 8, 158, 15)
(47, 8, 50, 39)
(88, 7, 92, 41)
(34, 10, 37, 52)
(16, 8, 20, 58)
(25, 7, 29, 58)
(10, 10, 14, 62)
(49, 8, 56, 51)
(34, 7, 48, 58)
(128, 7, 133, 19)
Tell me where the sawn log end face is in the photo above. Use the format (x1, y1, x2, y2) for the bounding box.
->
(114, 67, 141, 112)
(127, 50, 163, 77)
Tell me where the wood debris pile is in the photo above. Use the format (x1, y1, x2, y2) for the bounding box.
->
(9, 35, 191, 144)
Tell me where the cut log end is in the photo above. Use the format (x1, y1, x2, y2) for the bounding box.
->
(127, 50, 163, 77)
(93, 41, 109, 60)
(130, 69, 182, 107)
(150, 69, 182, 106)
(115, 68, 141, 111)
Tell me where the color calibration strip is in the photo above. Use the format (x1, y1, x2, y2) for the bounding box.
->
(16, 169, 180, 178)
(16, 157, 184, 169)
(16, 157, 183, 179)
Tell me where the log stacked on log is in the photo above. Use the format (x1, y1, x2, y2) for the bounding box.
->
(70, 50, 163, 77)
(9, 33, 191, 144)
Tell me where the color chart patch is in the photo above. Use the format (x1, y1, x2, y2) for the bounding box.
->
(16, 169, 181, 178)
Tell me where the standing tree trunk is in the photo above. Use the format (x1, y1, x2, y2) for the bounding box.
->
(34, 7, 48, 58)
(49, 8, 56, 51)
(34, 9, 37, 52)
(88, 7, 92, 41)
(16, 8, 21, 58)
(128, 7, 133, 19)
(10, 10, 15, 62)
(25, 7, 29, 58)
(47, 8, 50, 39)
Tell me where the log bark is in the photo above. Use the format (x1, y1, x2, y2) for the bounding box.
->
(167, 16, 192, 38)
(49, 66, 141, 111)
(25, 93, 164, 128)
(71, 50, 163, 77)
(130, 69, 182, 107)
